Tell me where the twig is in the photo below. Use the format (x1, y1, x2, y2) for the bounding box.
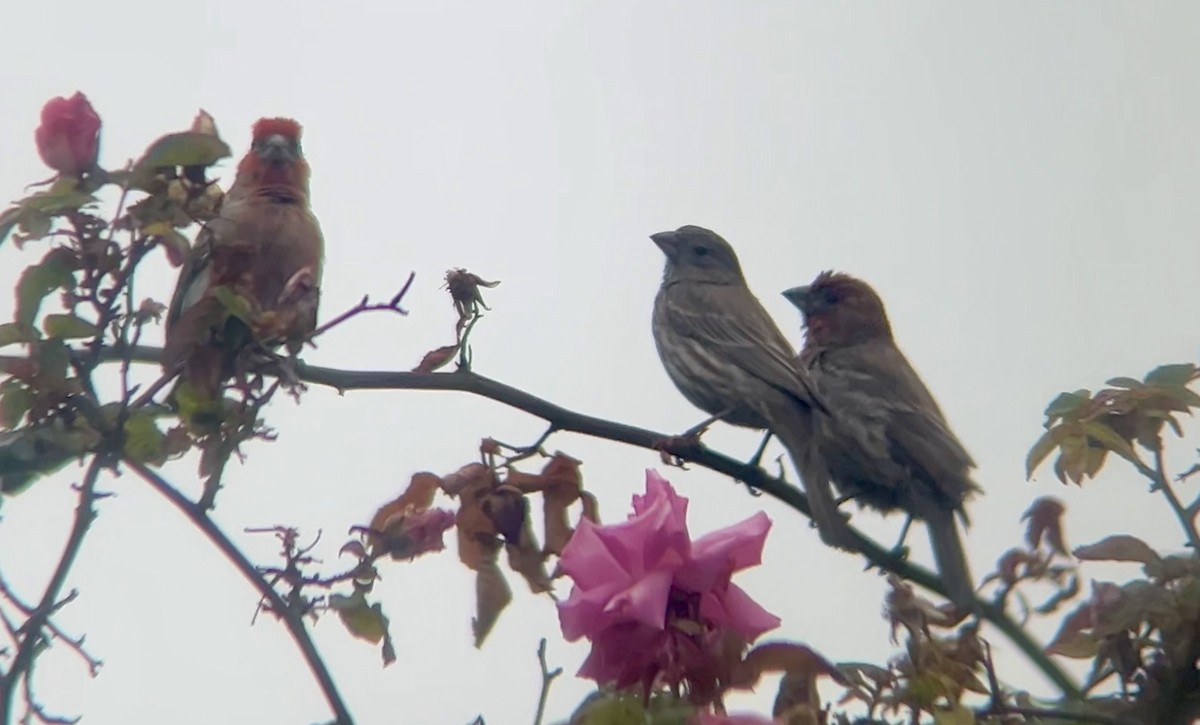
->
(490, 424, 559, 468)
(533, 638, 562, 725)
(0, 572, 101, 677)
(977, 704, 1137, 725)
(309, 273, 416, 341)
(93, 344, 1083, 700)
(1150, 442, 1200, 553)
(0, 456, 105, 722)
(123, 459, 353, 725)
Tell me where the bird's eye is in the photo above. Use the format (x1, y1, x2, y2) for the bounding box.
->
(692, 245, 709, 257)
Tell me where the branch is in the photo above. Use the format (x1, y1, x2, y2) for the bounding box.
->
(0, 456, 104, 722)
(122, 459, 353, 725)
(1151, 443, 1200, 554)
(0, 573, 101, 677)
(95, 344, 1081, 699)
(533, 638, 562, 725)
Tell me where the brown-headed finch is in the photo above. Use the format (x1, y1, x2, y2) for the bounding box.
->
(163, 118, 324, 410)
(783, 272, 979, 611)
(649, 226, 851, 550)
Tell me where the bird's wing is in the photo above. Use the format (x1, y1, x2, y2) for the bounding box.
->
(662, 281, 821, 405)
(812, 341, 976, 500)
(165, 225, 214, 333)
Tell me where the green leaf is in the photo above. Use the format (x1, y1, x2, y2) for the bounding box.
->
(1044, 390, 1090, 421)
(1145, 363, 1196, 387)
(211, 286, 255, 324)
(1080, 421, 1137, 464)
(329, 591, 396, 666)
(0, 206, 20, 247)
(32, 339, 70, 389)
(123, 413, 166, 464)
(135, 132, 232, 171)
(1105, 376, 1143, 389)
(13, 209, 51, 245)
(1025, 428, 1060, 479)
(933, 706, 976, 725)
(0, 323, 38, 349)
(22, 178, 95, 215)
(0, 383, 32, 429)
(15, 256, 76, 327)
(42, 313, 100, 340)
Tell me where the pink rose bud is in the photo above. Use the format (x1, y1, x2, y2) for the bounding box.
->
(35, 92, 101, 176)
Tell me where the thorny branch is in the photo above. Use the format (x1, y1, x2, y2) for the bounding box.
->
(1151, 442, 1200, 554)
(0, 573, 101, 678)
(0, 456, 106, 723)
(308, 273, 415, 342)
(123, 459, 353, 725)
(89, 343, 1082, 700)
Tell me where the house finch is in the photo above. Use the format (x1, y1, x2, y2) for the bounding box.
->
(783, 272, 979, 611)
(649, 226, 852, 549)
(163, 117, 324, 414)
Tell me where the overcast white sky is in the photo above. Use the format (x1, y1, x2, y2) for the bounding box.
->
(2, 2, 1199, 723)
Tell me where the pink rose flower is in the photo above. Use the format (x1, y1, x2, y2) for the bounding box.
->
(35, 92, 101, 176)
(557, 470, 780, 695)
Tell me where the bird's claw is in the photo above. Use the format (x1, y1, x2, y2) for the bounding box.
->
(652, 434, 702, 469)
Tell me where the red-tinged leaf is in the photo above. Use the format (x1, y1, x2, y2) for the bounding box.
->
(1022, 497, 1068, 554)
(339, 540, 367, 559)
(1074, 535, 1162, 566)
(412, 343, 458, 373)
(480, 485, 526, 542)
(440, 462, 494, 497)
(1044, 604, 1096, 658)
(506, 517, 552, 594)
(135, 298, 167, 325)
(456, 501, 500, 572)
(506, 453, 585, 555)
(368, 472, 443, 533)
(473, 548, 512, 648)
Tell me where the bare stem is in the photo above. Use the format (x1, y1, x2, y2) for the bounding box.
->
(122, 459, 353, 724)
(533, 638, 562, 725)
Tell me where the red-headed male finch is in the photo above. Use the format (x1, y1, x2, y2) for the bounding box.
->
(162, 118, 324, 418)
(649, 225, 853, 551)
(782, 272, 981, 612)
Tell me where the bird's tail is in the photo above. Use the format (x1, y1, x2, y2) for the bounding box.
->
(767, 402, 856, 552)
(926, 507, 976, 613)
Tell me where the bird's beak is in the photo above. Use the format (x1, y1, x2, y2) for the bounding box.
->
(259, 134, 295, 163)
(650, 230, 679, 257)
(781, 285, 810, 312)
